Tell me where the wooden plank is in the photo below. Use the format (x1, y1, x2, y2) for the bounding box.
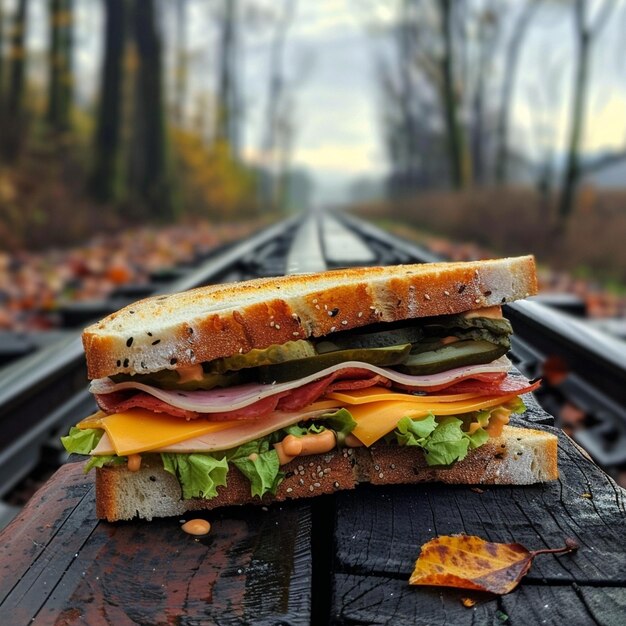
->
(333, 422, 626, 585)
(0, 463, 312, 625)
(332, 574, 626, 626)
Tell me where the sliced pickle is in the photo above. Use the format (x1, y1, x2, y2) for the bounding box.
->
(438, 326, 511, 348)
(316, 326, 424, 353)
(258, 344, 412, 384)
(423, 315, 513, 336)
(209, 340, 316, 373)
(110, 369, 246, 391)
(396, 340, 508, 376)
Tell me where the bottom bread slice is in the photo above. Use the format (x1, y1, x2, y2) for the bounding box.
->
(95, 425, 558, 521)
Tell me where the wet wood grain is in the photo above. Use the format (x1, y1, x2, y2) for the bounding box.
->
(331, 418, 626, 625)
(0, 464, 312, 625)
(333, 419, 626, 585)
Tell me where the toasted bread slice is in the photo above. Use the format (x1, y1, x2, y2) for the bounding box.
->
(95, 425, 557, 521)
(83, 256, 537, 380)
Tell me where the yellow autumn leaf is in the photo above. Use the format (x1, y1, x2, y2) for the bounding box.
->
(409, 535, 578, 595)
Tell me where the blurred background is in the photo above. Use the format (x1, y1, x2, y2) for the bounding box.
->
(2, 0, 626, 321)
(0, 0, 626, 501)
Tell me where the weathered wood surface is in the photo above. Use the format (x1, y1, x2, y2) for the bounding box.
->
(1, 415, 625, 625)
(331, 419, 626, 625)
(0, 463, 312, 625)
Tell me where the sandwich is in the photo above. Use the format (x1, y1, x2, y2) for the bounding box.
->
(61, 256, 558, 521)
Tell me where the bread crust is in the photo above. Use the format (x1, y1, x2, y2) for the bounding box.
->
(95, 424, 557, 521)
(83, 256, 537, 380)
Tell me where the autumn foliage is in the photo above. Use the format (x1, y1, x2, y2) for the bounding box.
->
(173, 132, 258, 220)
(352, 187, 626, 286)
(410, 534, 579, 596)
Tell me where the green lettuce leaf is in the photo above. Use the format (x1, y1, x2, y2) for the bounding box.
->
(422, 417, 470, 466)
(505, 396, 526, 414)
(84, 455, 126, 473)
(394, 410, 498, 467)
(320, 408, 357, 438)
(226, 438, 284, 498)
(282, 408, 357, 446)
(466, 426, 490, 449)
(61, 427, 103, 455)
(283, 422, 326, 437)
(161, 453, 229, 500)
(395, 413, 438, 446)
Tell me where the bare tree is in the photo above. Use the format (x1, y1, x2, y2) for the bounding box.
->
(2, 0, 29, 160)
(0, 1, 5, 105)
(467, 1, 501, 185)
(525, 48, 566, 206)
(494, 0, 537, 184)
(260, 0, 297, 210)
(173, 0, 188, 127)
(558, 0, 615, 223)
(128, 0, 173, 217)
(438, 0, 468, 188)
(47, 0, 74, 132)
(377, 0, 445, 193)
(90, 0, 127, 203)
(215, 0, 240, 157)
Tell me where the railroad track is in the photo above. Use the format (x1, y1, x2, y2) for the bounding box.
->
(1, 211, 625, 527)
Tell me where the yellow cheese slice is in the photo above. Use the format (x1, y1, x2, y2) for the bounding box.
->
(326, 386, 481, 405)
(351, 394, 517, 447)
(76, 410, 108, 429)
(76, 400, 345, 456)
(78, 408, 240, 456)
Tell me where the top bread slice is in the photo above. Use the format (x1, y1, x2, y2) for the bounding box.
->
(83, 256, 537, 380)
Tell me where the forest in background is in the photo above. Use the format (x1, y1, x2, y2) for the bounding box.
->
(1, 0, 625, 288)
(0, 0, 308, 252)
(347, 0, 626, 286)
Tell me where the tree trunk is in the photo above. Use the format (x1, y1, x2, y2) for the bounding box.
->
(216, 0, 237, 156)
(173, 0, 187, 126)
(58, 0, 73, 129)
(90, 0, 126, 203)
(3, 0, 29, 160)
(494, 1, 536, 184)
(0, 1, 5, 107)
(48, 0, 61, 126)
(47, 0, 73, 132)
(128, 0, 173, 219)
(558, 5, 590, 222)
(438, 0, 467, 189)
(261, 0, 295, 211)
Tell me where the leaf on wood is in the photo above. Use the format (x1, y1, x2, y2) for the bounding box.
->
(409, 535, 579, 595)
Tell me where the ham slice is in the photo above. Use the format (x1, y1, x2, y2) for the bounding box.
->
(90, 357, 513, 415)
(96, 369, 386, 419)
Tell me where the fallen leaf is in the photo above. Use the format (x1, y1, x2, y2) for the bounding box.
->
(461, 597, 476, 608)
(409, 535, 579, 595)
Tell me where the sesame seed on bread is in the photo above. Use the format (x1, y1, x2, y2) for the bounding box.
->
(83, 256, 537, 380)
